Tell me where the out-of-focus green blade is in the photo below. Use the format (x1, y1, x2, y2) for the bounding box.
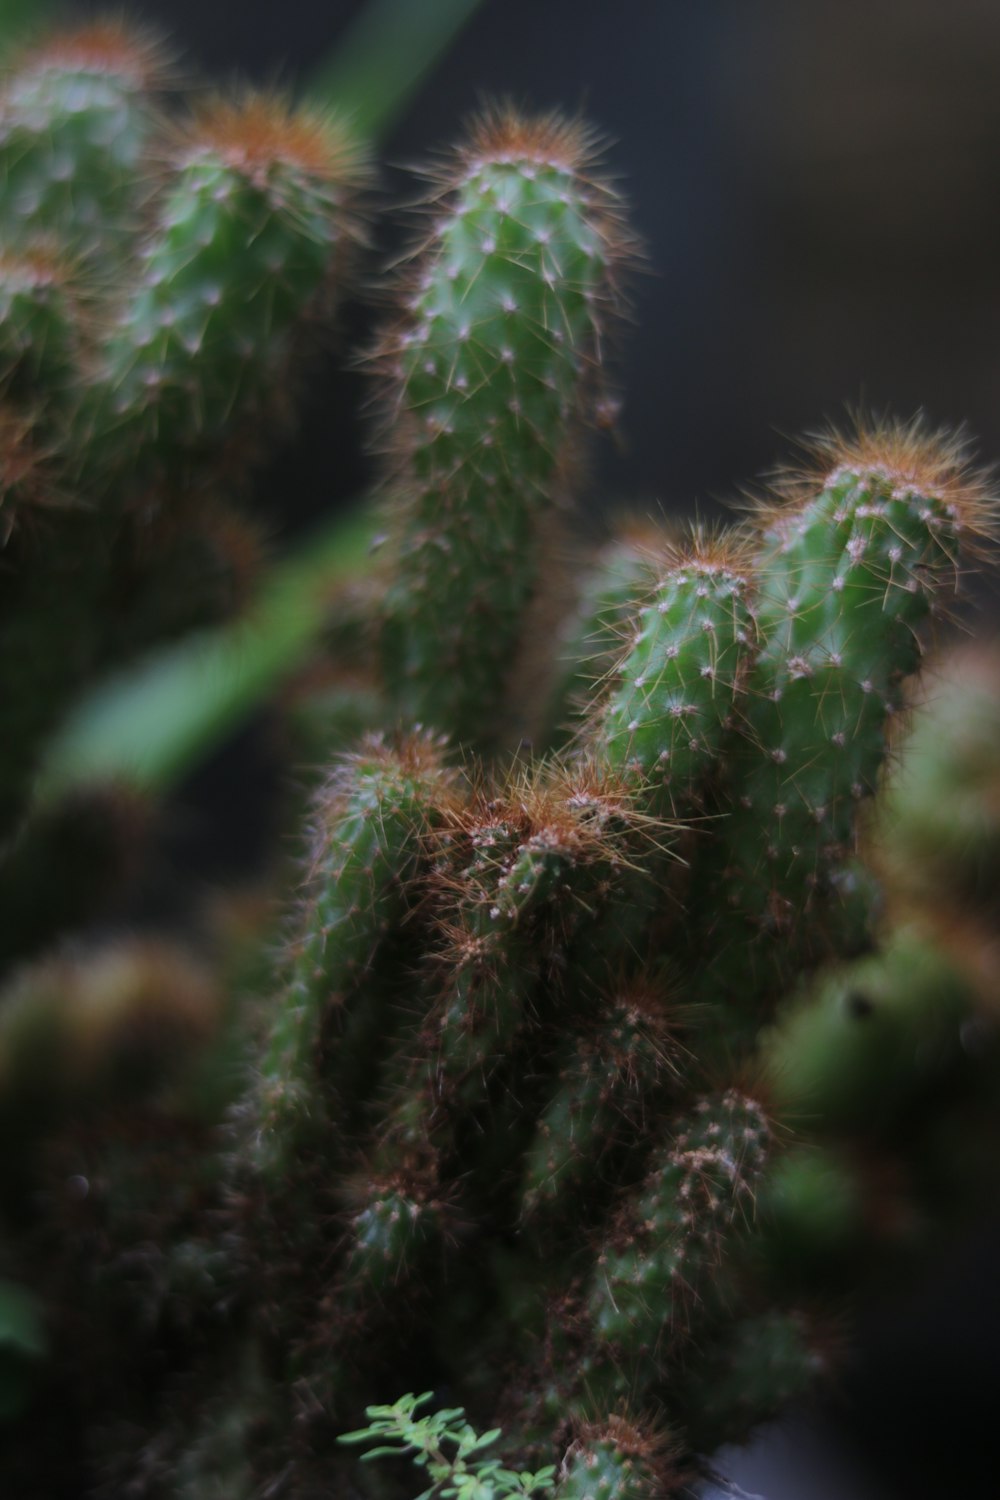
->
(308, 0, 486, 141)
(0, 0, 51, 56)
(38, 508, 377, 798)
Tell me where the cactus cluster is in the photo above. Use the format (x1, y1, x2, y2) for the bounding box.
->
(2, 16, 1000, 1500)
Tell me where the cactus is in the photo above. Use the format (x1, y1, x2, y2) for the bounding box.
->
(1, 15, 1000, 1500)
(375, 108, 632, 748)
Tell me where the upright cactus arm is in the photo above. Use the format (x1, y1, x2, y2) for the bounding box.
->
(692, 422, 997, 973)
(543, 518, 670, 750)
(584, 1089, 773, 1385)
(0, 85, 367, 844)
(519, 974, 680, 1228)
(562, 537, 757, 977)
(371, 769, 636, 1176)
(0, 244, 81, 405)
(0, 19, 166, 255)
(376, 107, 633, 746)
(589, 536, 757, 819)
(248, 732, 457, 1193)
(77, 93, 368, 490)
(869, 646, 1000, 908)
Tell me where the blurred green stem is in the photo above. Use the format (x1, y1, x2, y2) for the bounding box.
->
(308, 0, 486, 141)
(38, 508, 377, 799)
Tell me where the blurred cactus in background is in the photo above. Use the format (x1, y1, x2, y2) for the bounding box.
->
(1, 12, 1000, 1500)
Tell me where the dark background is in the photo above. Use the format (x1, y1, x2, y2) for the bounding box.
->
(63, 0, 1000, 539)
(60, 2, 1000, 1496)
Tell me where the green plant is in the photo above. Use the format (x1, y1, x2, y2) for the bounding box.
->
(339, 1392, 557, 1499)
(1, 12, 999, 1500)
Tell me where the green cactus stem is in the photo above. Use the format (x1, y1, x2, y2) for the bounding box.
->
(691, 422, 996, 986)
(566, 538, 756, 976)
(0, 244, 80, 403)
(377, 106, 631, 745)
(0, 19, 165, 256)
(544, 519, 668, 750)
(519, 974, 679, 1227)
(591, 537, 756, 819)
(374, 766, 648, 1192)
(556, 1418, 681, 1500)
(78, 93, 367, 491)
(249, 733, 455, 1192)
(336, 1168, 448, 1311)
(762, 925, 975, 1132)
(586, 1090, 772, 1385)
(870, 647, 1000, 908)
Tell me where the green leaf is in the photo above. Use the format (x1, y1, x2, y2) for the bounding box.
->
(307, 0, 487, 142)
(37, 507, 378, 800)
(465, 1429, 502, 1454)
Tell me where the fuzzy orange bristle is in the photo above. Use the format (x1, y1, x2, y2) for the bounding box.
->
(175, 94, 368, 186)
(459, 102, 602, 175)
(0, 243, 74, 287)
(336, 1161, 444, 1215)
(403, 99, 640, 296)
(565, 1411, 686, 1495)
(440, 757, 665, 874)
(753, 413, 999, 551)
(304, 732, 462, 892)
(14, 19, 170, 91)
(663, 520, 758, 579)
(587, 525, 757, 678)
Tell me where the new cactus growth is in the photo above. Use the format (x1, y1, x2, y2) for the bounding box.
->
(2, 16, 1000, 1500)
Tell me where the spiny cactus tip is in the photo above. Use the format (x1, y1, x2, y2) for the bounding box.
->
(175, 92, 369, 184)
